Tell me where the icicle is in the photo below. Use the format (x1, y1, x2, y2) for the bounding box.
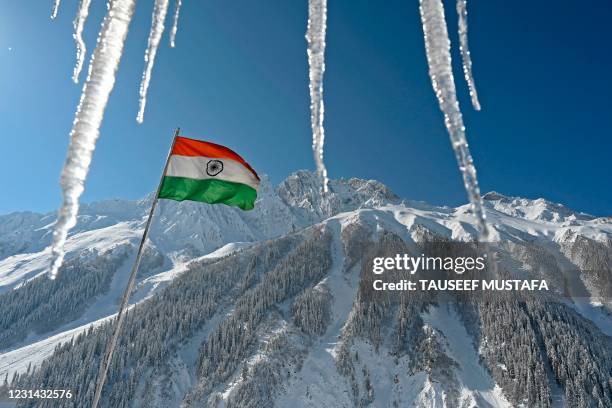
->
(72, 0, 92, 83)
(456, 0, 481, 110)
(49, 0, 137, 280)
(418, 0, 489, 240)
(51, 0, 61, 19)
(169, 0, 182, 48)
(306, 0, 329, 192)
(136, 0, 170, 124)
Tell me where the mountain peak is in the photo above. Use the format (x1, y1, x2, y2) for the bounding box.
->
(482, 191, 510, 201)
(276, 170, 400, 222)
(482, 191, 594, 223)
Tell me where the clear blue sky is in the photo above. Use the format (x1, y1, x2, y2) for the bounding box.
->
(0, 0, 610, 216)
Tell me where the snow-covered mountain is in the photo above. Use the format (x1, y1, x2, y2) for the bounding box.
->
(0, 172, 401, 289)
(0, 171, 610, 407)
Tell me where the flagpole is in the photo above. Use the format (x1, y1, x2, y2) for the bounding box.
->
(91, 127, 180, 408)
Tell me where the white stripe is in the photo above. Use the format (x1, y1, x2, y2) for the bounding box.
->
(165, 155, 259, 190)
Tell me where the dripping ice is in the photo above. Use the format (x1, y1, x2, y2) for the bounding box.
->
(457, 0, 481, 110)
(51, 0, 61, 20)
(170, 0, 182, 48)
(49, 0, 137, 279)
(72, 0, 92, 83)
(306, 0, 329, 192)
(418, 0, 489, 239)
(136, 0, 170, 124)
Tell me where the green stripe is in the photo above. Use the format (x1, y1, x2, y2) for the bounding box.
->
(159, 176, 257, 211)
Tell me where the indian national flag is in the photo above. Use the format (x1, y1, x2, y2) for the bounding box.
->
(159, 136, 260, 210)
